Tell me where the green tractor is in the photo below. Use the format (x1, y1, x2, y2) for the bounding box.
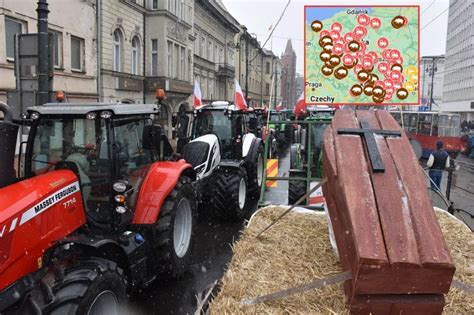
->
(268, 110, 292, 148)
(288, 106, 335, 205)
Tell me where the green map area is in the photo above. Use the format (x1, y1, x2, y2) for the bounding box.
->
(305, 7, 419, 105)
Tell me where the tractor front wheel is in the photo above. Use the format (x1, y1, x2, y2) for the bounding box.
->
(155, 176, 197, 277)
(37, 258, 126, 315)
(247, 144, 264, 198)
(211, 168, 249, 221)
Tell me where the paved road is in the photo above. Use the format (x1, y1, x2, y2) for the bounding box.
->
(128, 199, 258, 314)
(263, 147, 291, 205)
(429, 154, 474, 230)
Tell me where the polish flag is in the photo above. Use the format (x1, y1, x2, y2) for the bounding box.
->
(276, 102, 283, 111)
(234, 79, 247, 110)
(193, 80, 202, 108)
(293, 92, 306, 118)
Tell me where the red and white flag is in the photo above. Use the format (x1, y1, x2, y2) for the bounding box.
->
(193, 80, 202, 108)
(293, 91, 306, 118)
(234, 79, 247, 110)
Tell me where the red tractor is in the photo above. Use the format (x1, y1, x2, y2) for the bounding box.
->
(0, 102, 197, 313)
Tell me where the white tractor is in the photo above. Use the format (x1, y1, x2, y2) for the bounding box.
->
(176, 101, 264, 220)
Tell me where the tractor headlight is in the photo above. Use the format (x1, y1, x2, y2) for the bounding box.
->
(113, 181, 128, 193)
(100, 111, 112, 119)
(30, 112, 40, 120)
(115, 206, 127, 214)
(114, 194, 126, 203)
(86, 111, 97, 120)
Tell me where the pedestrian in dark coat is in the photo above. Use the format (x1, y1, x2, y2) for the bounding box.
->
(427, 140, 450, 191)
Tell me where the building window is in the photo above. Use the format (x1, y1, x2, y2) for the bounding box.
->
(168, 0, 175, 13)
(151, 39, 158, 76)
(131, 36, 140, 75)
(266, 61, 270, 74)
(208, 40, 212, 61)
(266, 83, 270, 95)
(151, 0, 158, 9)
(180, 47, 185, 80)
(194, 32, 198, 56)
(71, 36, 84, 71)
(50, 30, 62, 69)
(174, 43, 179, 79)
(209, 76, 214, 100)
(113, 29, 123, 72)
(214, 44, 218, 63)
(220, 47, 224, 64)
(201, 36, 205, 58)
(5, 17, 25, 60)
(167, 41, 173, 77)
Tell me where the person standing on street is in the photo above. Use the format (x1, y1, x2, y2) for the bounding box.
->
(427, 140, 450, 191)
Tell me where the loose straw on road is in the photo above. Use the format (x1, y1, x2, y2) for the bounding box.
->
(256, 177, 328, 238)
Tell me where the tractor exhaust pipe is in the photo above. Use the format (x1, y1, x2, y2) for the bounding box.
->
(37, 0, 50, 106)
(0, 102, 19, 188)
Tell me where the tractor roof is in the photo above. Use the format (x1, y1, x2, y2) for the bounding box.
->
(27, 102, 159, 115)
(196, 101, 243, 112)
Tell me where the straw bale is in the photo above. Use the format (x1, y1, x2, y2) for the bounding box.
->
(208, 206, 473, 314)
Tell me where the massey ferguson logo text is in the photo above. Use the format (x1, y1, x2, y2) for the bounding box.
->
(34, 185, 78, 213)
(0, 182, 80, 239)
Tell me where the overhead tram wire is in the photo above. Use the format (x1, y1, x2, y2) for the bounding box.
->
(421, 7, 449, 31)
(421, 0, 437, 16)
(248, 0, 291, 64)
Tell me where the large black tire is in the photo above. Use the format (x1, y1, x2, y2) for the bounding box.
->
(210, 168, 249, 221)
(155, 176, 197, 277)
(17, 258, 126, 315)
(246, 143, 264, 198)
(288, 178, 307, 205)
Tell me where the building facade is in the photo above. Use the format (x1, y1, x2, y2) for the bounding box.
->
(262, 48, 282, 108)
(235, 29, 263, 108)
(144, 0, 194, 137)
(442, 0, 474, 121)
(295, 72, 304, 102)
(193, 0, 239, 104)
(99, 0, 145, 104)
(1, 0, 282, 126)
(0, 0, 98, 103)
(280, 39, 296, 108)
(420, 56, 445, 111)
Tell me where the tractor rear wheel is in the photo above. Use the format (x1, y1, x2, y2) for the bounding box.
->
(211, 168, 249, 221)
(288, 178, 306, 205)
(23, 258, 126, 315)
(155, 176, 197, 277)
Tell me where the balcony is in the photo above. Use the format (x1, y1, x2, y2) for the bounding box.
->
(216, 63, 235, 78)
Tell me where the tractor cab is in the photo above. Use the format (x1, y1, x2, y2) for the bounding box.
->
(24, 102, 171, 228)
(189, 101, 247, 159)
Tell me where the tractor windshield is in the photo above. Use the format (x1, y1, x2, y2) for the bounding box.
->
(193, 111, 232, 141)
(29, 117, 113, 223)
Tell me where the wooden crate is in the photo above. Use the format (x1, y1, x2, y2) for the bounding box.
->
(322, 110, 455, 312)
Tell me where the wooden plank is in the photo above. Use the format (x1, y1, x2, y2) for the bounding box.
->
(376, 110, 455, 293)
(351, 294, 445, 315)
(331, 110, 388, 266)
(355, 110, 421, 267)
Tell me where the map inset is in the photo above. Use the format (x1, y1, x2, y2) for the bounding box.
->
(305, 6, 419, 105)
